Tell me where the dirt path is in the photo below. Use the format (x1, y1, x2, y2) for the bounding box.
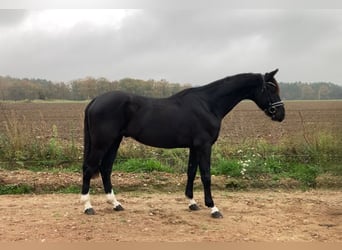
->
(0, 190, 341, 242)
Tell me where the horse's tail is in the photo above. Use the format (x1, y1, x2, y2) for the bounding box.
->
(82, 98, 96, 174)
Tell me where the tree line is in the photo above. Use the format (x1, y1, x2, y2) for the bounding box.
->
(0, 75, 341, 101)
(279, 82, 342, 100)
(0, 76, 191, 101)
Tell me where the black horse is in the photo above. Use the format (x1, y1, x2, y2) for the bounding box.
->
(80, 69, 285, 218)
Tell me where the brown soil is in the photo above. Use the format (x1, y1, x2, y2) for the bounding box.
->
(0, 181, 341, 242)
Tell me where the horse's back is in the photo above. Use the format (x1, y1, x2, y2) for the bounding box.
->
(87, 91, 131, 111)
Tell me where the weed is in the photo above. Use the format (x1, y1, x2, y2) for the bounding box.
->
(0, 109, 81, 168)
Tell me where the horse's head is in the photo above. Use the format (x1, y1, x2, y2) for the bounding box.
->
(254, 69, 285, 122)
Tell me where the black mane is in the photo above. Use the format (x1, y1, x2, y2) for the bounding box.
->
(172, 73, 263, 99)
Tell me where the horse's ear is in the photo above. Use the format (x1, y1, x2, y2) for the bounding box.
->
(264, 69, 279, 81)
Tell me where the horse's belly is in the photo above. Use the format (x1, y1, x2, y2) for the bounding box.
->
(129, 129, 190, 148)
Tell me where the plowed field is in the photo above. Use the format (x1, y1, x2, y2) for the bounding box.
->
(1, 100, 341, 145)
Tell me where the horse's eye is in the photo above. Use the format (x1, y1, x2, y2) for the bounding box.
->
(267, 82, 278, 93)
(269, 86, 277, 93)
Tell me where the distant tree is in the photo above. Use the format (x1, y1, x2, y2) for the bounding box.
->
(0, 75, 341, 101)
(279, 82, 302, 100)
(301, 84, 315, 100)
(317, 84, 330, 100)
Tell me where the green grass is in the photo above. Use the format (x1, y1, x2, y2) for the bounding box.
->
(286, 163, 321, 188)
(0, 184, 34, 195)
(113, 158, 174, 173)
(212, 158, 242, 177)
(211, 156, 322, 188)
(0, 184, 83, 195)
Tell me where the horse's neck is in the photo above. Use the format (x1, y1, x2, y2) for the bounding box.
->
(203, 74, 261, 119)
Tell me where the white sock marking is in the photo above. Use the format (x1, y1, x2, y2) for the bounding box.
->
(80, 193, 92, 211)
(211, 206, 219, 214)
(106, 189, 121, 208)
(188, 198, 197, 206)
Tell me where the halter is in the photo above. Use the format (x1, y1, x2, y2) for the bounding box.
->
(261, 76, 284, 115)
(267, 100, 284, 114)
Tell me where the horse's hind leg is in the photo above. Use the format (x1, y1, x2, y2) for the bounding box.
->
(81, 168, 95, 214)
(81, 148, 104, 215)
(100, 137, 124, 211)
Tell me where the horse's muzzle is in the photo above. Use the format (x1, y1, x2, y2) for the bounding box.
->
(271, 105, 285, 122)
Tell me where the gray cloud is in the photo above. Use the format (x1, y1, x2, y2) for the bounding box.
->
(0, 9, 28, 26)
(0, 9, 341, 85)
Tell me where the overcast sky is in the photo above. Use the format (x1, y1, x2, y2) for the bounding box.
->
(0, 9, 341, 85)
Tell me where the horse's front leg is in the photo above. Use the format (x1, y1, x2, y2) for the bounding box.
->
(185, 148, 200, 211)
(198, 145, 223, 218)
(106, 189, 124, 211)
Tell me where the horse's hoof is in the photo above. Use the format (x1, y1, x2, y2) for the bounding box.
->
(84, 208, 95, 215)
(211, 211, 223, 219)
(114, 205, 124, 211)
(189, 204, 200, 211)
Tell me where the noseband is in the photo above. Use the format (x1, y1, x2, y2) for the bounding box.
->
(262, 78, 284, 115)
(267, 100, 284, 114)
